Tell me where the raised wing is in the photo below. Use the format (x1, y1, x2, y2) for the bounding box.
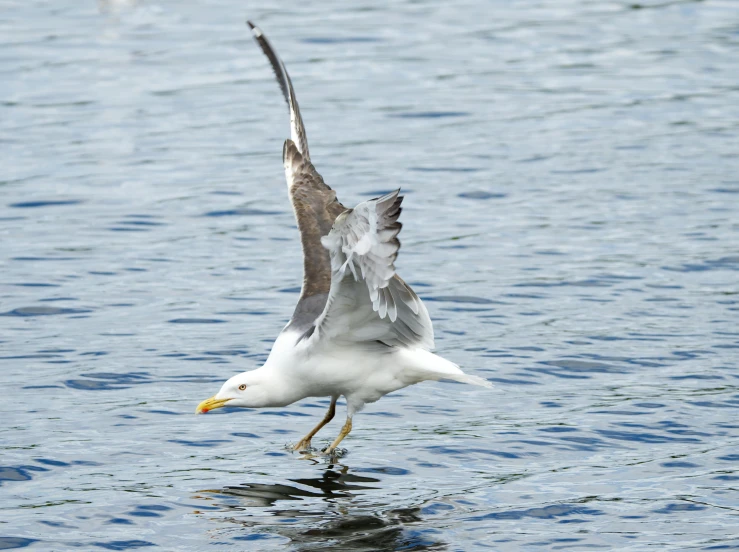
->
(248, 22, 347, 332)
(306, 191, 435, 350)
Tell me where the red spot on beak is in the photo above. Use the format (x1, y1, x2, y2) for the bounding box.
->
(202, 408, 209, 413)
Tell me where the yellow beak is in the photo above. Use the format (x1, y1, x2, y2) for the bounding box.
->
(195, 396, 232, 414)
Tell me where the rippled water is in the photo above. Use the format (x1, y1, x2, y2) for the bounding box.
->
(2, 0, 739, 550)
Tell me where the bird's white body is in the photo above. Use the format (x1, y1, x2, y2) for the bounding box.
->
(246, 330, 480, 414)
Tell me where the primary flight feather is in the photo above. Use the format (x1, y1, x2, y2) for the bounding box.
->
(195, 21, 492, 455)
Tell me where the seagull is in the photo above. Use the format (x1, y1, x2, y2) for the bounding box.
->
(195, 21, 492, 455)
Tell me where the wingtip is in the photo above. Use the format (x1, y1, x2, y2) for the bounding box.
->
(246, 20, 262, 37)
(376, 188, 402, 204)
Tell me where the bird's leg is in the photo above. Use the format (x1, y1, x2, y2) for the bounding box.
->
(323, 416, 352, 455)
(292, 396, 337, 452)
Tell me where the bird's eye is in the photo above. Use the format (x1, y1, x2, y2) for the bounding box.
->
(238, 384, 247, 391)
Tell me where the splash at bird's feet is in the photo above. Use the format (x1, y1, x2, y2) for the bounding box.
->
(321, 446, 347, 459)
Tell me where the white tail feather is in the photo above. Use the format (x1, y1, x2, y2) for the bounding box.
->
(398, 348, 493, 388)
(440, 372, 494, 388)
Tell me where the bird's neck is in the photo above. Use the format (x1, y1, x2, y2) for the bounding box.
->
(252, 332, 312, 407)
(252, 364, 308, 408)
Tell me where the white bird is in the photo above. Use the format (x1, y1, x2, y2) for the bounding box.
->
(195, 21, 492, 455)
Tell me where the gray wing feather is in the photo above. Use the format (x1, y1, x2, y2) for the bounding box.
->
(310, 191, 435, 350)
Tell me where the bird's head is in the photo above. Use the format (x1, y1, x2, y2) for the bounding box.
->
(195, 371, 269, 413)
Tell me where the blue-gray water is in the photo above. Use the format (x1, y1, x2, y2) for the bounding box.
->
(2, 1, 739, 550)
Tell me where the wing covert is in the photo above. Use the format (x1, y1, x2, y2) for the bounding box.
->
(283, 141, 347, 302)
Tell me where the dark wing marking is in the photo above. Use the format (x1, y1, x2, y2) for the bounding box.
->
(247, 21, 310, 160)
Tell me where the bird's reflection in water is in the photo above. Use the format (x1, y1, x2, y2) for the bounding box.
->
(220, 463, 378, 506)
(199, 464, 447, 551)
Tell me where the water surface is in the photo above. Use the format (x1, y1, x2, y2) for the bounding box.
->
(2, 0, 739, 550)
